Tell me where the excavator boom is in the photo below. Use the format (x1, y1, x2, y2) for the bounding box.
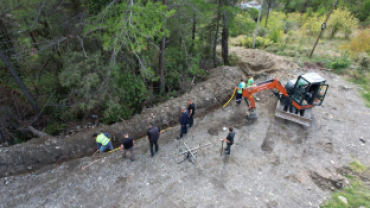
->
(242, 78, 314, 110)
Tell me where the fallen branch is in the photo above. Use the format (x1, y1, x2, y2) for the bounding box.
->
(94, 118, 101, 127)
(27, 126, 50, 138)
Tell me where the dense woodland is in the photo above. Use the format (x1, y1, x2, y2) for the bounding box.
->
(1, 0, 370, 143)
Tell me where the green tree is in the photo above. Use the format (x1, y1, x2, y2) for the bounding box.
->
(326, 8, 358, 39)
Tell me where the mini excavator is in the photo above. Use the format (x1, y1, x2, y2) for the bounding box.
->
(242, 73, 329, 126)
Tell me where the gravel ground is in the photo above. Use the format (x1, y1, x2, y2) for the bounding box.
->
(1, 56, 370, 208)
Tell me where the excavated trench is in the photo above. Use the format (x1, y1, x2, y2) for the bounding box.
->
(0, 66, 244, 178)
(1, 49, 370, 208)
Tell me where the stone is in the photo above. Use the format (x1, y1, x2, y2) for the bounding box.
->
(340, 85, 352, 91)
(359, 138, 366, 144)
(338, 196, 348, 204)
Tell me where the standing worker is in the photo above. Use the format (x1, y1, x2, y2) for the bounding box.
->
(176, 106, 188, 140)
(187, 99, 195, 128)
(93, 132, 113, 153)
(247, 74, 254, 88)
(147, 123, 161, 158)
(121, 132, 135, 161)
(222, 127, 235, 156)
(235, 79, 246, 105)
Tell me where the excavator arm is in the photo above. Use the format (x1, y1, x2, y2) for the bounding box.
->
(242, 78, 314, 119)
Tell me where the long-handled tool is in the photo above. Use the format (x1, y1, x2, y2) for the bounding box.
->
(220, 139, 224, 156)
(81, 150, 100, 171)
(91, 150, 99, 158)
(82, 159, 102, 171)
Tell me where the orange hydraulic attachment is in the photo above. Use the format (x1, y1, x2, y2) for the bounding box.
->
(242, 78, 314, 111)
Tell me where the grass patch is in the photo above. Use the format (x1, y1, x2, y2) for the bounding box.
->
(348, 75, 370, 107)
(349, 160, 368, 172)
(321, 162, 370, 208)
(321, 175, 370, 208)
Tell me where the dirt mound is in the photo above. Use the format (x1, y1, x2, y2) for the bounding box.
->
(231, 47, 298, 78)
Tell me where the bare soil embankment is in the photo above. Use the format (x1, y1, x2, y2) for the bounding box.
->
(0, 66, 242, 178)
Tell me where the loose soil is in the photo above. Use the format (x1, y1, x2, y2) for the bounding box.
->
(1, 48, 370, 208)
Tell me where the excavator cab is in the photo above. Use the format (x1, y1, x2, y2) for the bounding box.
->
(291, 73, 328, 106)
(276, 72, 329, 126)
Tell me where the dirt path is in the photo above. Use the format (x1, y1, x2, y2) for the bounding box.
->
(1, 48, 370, 208)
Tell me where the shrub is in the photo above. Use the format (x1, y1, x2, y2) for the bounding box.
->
(45, 123, 65, 135)
(300, 15, 325, 36)
(268, 30, 283, 43)
(340, 29, 370, 55)
(330, 51, 351, 72)
(355, 53, 370, 71)
(257, 26, 268, 37)
(230, 12, 257, 37)
(286, 12, 301, 29)
(241, 36, 272, 49)
(247, 8, 259, 20)
(264, 11, 287, 31)
(326, 8, 358, 39)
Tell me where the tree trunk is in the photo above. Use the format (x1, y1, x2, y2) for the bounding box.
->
(0, 49, 41, 116)
(24, 18, 40, 50)
(221, 10, 230, 65)
(159, 0, 167, 94)
(265, 0, 271, 27)
(0, 19, 14, 51)
(285, 0, 290, 15)
(189, 13, 196, 55)
(213, 20, 220, 68)
(253, 0, 264, 49)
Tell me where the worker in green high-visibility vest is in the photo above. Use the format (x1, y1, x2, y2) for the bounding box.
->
(247, 74, 254, 88)
(235, 78, 246, 106)
(93, 133, 114, 153)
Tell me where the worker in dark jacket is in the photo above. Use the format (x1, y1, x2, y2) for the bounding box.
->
(187, 99, 195, 128)
(222, 127, 235, 155)
(121, 132, 134, 161)
(147, 123, 161, 157)
(177, 106, 188, 140)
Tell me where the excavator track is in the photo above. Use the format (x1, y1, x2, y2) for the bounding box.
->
(275, 102, 312, 126)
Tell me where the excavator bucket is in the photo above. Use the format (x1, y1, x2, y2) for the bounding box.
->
(275, 102, 312, 126)
(247, 110, 258, 119)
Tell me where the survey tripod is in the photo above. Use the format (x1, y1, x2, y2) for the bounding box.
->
(177, 141, 211, 170)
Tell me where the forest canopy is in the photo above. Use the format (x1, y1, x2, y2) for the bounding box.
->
(1, 0, 369, 143)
